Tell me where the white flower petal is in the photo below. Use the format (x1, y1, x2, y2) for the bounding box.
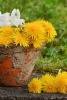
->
(3, 13, 10, 21)
(20, 19, 25, 24)
(11, 18, 19, 27)
(11, 9, 16, 18)
(17, 9, 20, 18)
(6, 22, 12, 26)
(0, 12, 11, 27)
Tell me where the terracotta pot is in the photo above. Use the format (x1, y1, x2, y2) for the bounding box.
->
(0, 45, 41, 86)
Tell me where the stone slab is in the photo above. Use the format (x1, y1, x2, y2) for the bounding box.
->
(0, 73, 67, 100)
(0, 86, 67, 100)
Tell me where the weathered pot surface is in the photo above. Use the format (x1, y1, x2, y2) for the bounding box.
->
(0, 45, 41, 86)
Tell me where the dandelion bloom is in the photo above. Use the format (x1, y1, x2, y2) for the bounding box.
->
(0, 36, 12, 47)
(2, 26, 14, 35)
(28, 78, 42, 93)
(12, 31, 29, 47)
(55, 72, 67, 94)
(44, 21, 57, 42)
(40, 74, 57, 93)
(35, 20, 57, 42)
(25, 22, 45, 39)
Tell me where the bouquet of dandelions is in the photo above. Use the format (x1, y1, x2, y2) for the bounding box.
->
(0, 9, 57, 48)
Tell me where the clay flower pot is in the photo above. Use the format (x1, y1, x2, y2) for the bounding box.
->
(0, 9, 57, 87)
(0, 45, 41, 86)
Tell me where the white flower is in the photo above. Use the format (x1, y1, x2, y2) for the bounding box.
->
(10, 9, 25, 27)
(0, 12, 11, 27)
(0, 9, 25, 27)
(11, 9, 20, 19)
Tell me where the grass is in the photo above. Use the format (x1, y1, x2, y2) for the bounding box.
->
(0, 0, 67, 74)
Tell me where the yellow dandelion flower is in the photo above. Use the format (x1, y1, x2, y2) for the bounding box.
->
(25, 22, 45, 40)
(34, 20, 46, 27)
(0, 36, 12, 47)
(12, 33, 29, 47)
(28, 78, 42, 93)
(44, 21, 57, 42)
(55, 72, 67, 94)
(35, 20, 57, 42)
(33, 38, 44, 48)
(0, 26, 14, 47)
(1, 26, 14, 35)
(40, 74, 57, 93)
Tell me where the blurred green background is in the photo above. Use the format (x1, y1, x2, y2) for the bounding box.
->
(0, 0, 67, 74)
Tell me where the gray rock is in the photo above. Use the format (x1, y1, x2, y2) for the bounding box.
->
(0, 73, 67, 100)
(0, 86, 67, 100)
